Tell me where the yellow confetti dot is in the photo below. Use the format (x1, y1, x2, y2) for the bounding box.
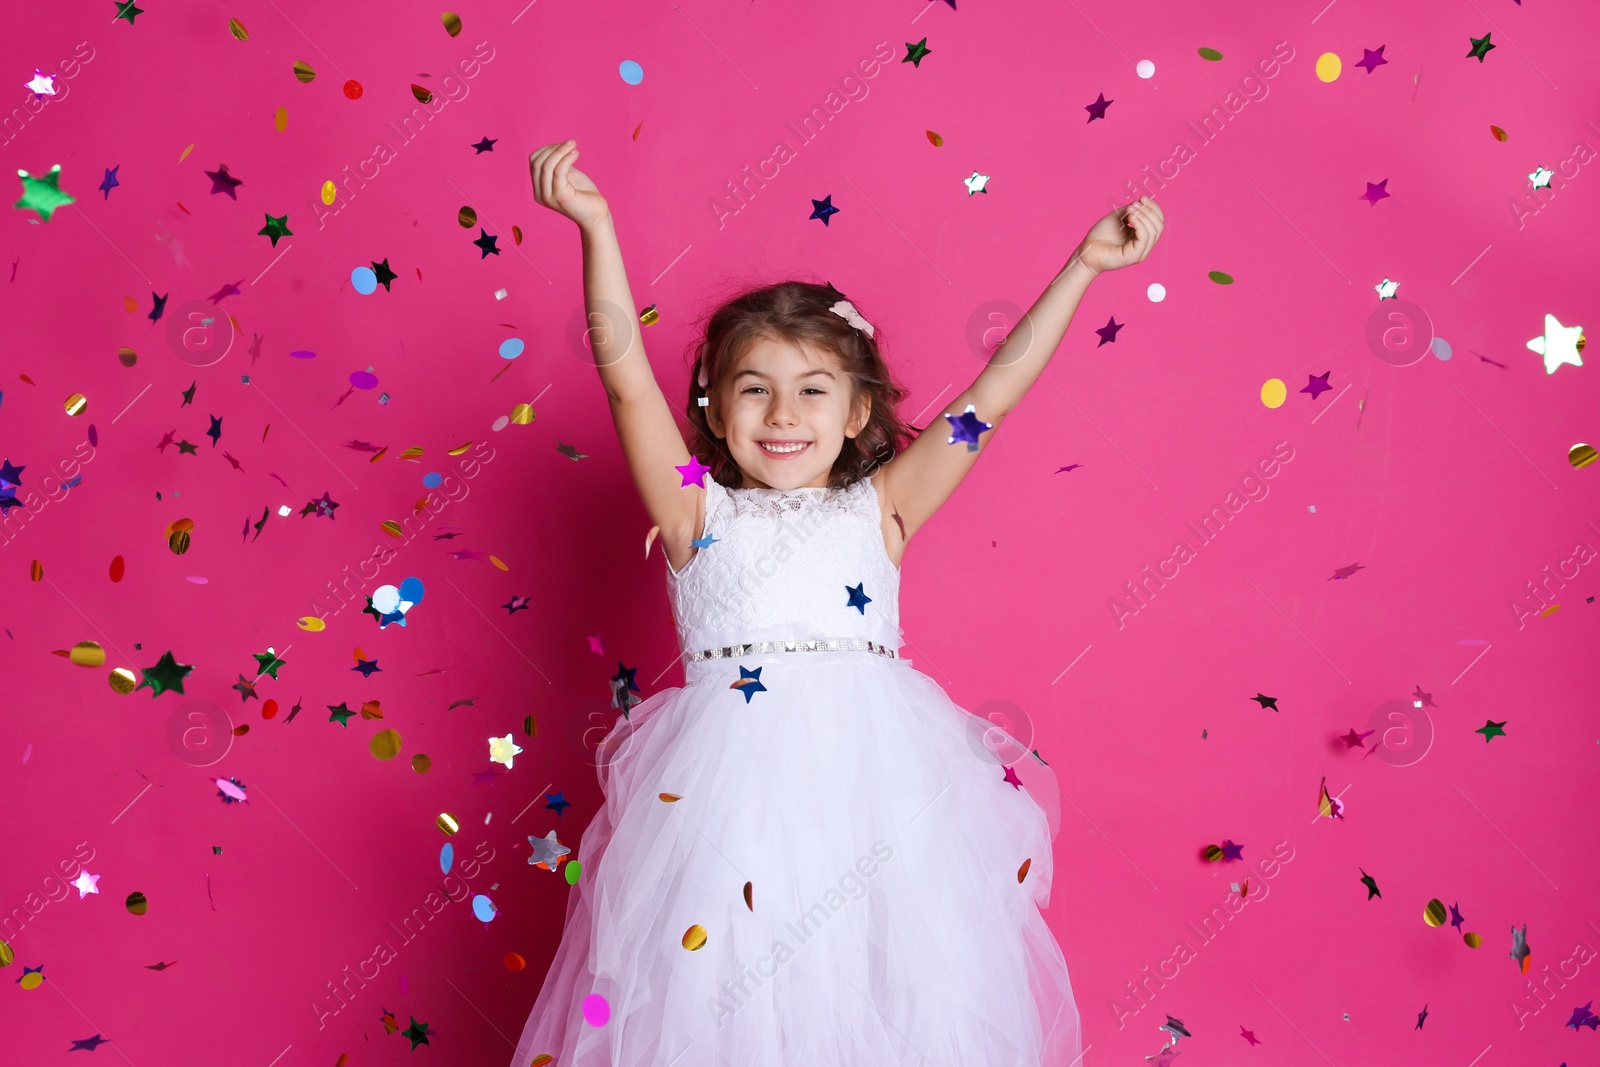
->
(370, 729, 402, 760)
(228, 17, 249, 40)
(1463, 932, 1483, 948)
(1568, 442, 1596, 468)
(293, 61, 317, 83)
(489, 554, 508, 571)
(320, 181, 337, 205)
(926, 130, 944, 147)
(436, 812, 461, 836)
(64, 393, 87, 416)
(412, 753, 432, 773)
(109, 667, 138, 694)
(295, 616, 327, 632)
(511, 403, 536, 425)
(0, 938, 14, 966)
(1424, 899, 1447, 927)
(19, 970, 43, 990)
(274, 107, 288, 132)
(1260, 378, 1287, 408)
(117, 347, 137, 367)
(1315, 53, 1341, 82)
(69, 641, 105, 667)
(682, 924, 707, 951)
(442, 12, 462, 36)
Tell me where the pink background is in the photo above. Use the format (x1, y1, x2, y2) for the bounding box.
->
(3, 1, 1598, 1064)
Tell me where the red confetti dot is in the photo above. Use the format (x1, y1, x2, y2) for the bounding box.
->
(263, 699, 278, 720)
(343, 79, 363, 100)
(109, 555, 125, 582)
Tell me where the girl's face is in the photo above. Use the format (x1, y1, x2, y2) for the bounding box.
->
(705, 336, 870, 490)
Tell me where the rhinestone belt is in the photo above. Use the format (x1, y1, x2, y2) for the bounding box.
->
(688, 638, 897, 662)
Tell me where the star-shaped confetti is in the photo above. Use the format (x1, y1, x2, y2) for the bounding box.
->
(1466, 32, 1495, 62)
(215, 776, 248, 803)
(1510, 923, 1531, 971)
(1302, 371, 1332, 399)
(1329, 562, 1365, 580)
(26, 70, 57, 97)
(612, 661, 639, 693)
(809, 195, 839, 226)
(1, 458, 25, 492)
(503, 594, 532, 614)
(1566, 1001, 1598, 1031)
(1359, 179, 1391, 206)
(1002, 764, 1023, 789)
(555, 438, 588, 461)
(148, 291, 169, 323)
(208, 279, 242, 304)
(473, 228, 500, 257)
(1476, 718, 1507, 741)
(1159, 1016, 1192, 1044)
(1359, 868, 1381, 899)
(1240, 1027, 1259, 1046)
(1219, 840, 1244, 862)
(944, 403, 992, 452)
(1449, 902, 1465, 931)
(902, 37, 931, 67)
(1095, 317, 1124, 345)
(528, 830, 570, 869)
(70, 1034, 109, 1051)
(731, 665, 767, 703)
(205, 164, 243, 199)
(1250, 693, 1278, 711)
(1526, 313, 1584, 375)
(300, 491, 339, 519)
(675, 455, 711, 487)
(471, 135, 498, 153)
(1416, 1004, 1428, 1030)
(963, 171, 989, 195)
(846, 582, 872, 614)
(489, 733, 524, 769)
(544, 790, 571, 817)
(327, 702, 355, 728)
(351, 657, 381, 677)
(205, 414, 222, 448)
(175, 439, 198, 455)
(73, 869, 100, 897)
(400, 1018, 430, 1049)
(248, 647, 285, 681)
(137, 650, 193, 697)
(99, 165, 119, 199)
(1340, 727, 1375, 748)
(113, 0, 143, 24)
(258, 212, 292, 246)
(231, 673, 259, 702)
(14, 164, 75, 222)
(369, 258, 398, 291)
(1355, 46, 1387, 74)
(1374, 277, 1398, 300)
(1084, 93, 1113, 121)
(1529, 165, 1554, 191)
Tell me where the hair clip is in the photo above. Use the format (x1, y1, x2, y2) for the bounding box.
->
(828, 299, 875, 339)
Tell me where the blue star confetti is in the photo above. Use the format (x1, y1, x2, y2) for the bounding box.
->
(731, 665, 767, 704)
(944, 403, 992, 452)
(846, 582, 872, 614)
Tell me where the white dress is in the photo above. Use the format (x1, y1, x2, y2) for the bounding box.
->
(511, 476, 1082, 1066)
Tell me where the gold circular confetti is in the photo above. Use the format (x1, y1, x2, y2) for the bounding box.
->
(447, 441, 474, 456)
(126, 891, 148, 915)
(109, 667, 138, 694)
(1315, 52, 1342, 82)
(1260, 378, 1287, 408)
(1202, 844, 1224, 862)
(117, 346, 137, 367)
(293, 60, 317, 83)
(380, 520, 404, 538)
(511, 403, 536, 425)
(411, 753, 432, 774)
(442, 11, 462, 36)
(295, 616, 327, 632)
(523, 714, 536, 738)
(1424, 898, 1447, 927)
(639, 304, 660, 327)
(370, 728, 402, 760)
(682, 924, 707, 951)
(228, 17, 249, 40)
(531, 1056, 554, 1067)
(458, 205, 477, 228)
(1568, 443, 1596, 468)
(0, 938, 12, 967)
(436, 812, 461, 835)
(169, 529, 191, 555)
(1463, 932, 1483, 948)
(320, 180, 337, 205)
(274, 107, 288, 132)
(70, 641, 106, 668)
(19, 970, 42, 990)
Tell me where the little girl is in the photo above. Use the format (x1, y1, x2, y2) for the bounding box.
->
(513, 138, 1164, 1066)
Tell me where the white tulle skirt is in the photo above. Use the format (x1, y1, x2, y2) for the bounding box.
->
(510, 651, 1082, 1067)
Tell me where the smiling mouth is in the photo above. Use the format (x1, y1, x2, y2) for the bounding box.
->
(758, 440, 811, 455)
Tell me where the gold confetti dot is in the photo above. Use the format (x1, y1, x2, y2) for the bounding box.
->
(370, 728, 402, 760)
(320, 181, 337, 205)
(122, 295, 138, 313)
(523, 715, 536, 738)
(639, 304, 659, 326)
(19, 970, 42, 990)
(70, 641, 105, 668)
(458, 206, 477, 228)
(178, 143, 194, 164)
(412, 754, 432, 773)
(1463, 932, 1483, 948)
(274, 107, 288, 132)
(109, 667, 138, 694)
(168, 529, 191, 555)
(294, 61, 317, 83)
(29, 560, 42, 582)
(1260, 378, 1287, 408)
(1424, 898, 1447, 927)
(228, 16, 248, 40)
(0, 938, 13, 966)
(296, 616, 327, 631)
(1202, 844, 1224, 862)
(442, 12, 462, 36)
(511, 403, 536, 425)
(126, 891, 148, 915)
(64, 393, 87, 416)
(1315, 53, 1341, 82)
(436, 812, 461, 835)
(447, 441, 474, 456)
(117, 346, 137, 367)
(489, 554, 508, 571)
(381, 521, 404, 538)
(1490, 124, 1508, 142)
(682, 924, 707, 951)
(1568, 443, 1596, 468)
(512, 224, 523, 245)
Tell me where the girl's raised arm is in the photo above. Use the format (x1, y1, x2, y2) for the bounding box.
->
(530, 141, 704, 554)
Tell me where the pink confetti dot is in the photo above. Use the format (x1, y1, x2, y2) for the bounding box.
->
(350, 370, 379, 390)
(582, 993, 610, 1027)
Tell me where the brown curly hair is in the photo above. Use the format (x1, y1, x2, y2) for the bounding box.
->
(685, 280, 920, 490)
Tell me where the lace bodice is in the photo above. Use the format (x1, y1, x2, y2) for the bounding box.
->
(665, 476, 902, 657)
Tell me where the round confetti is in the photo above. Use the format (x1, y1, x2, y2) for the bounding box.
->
(352, 267, 378, 294)
(511, 403, 535, 425)
(582, 993, 611, 1027)
(169, 529, 191, 555)
(1424, 898, 1447, 927)
(412, 753, 432, 773)
(109, 555, 125, 582)
(1464, 932, 1483, 948)
(442, 12, 462, 36)
(1568, 443, 1596, 468)
(263, 698, 278, 719)
(117, 347, 137, 367)
(523, 714, 536, 738)
(491, 415, 510, 431)
(399, 576, 425, 605)
(682, 924, 707, 951)
(1260, 378, 1287, 408)
(228, 17, 249, 40)
(372, 585, 401, 614)
(126, 891, 148, 916)
(1490, 125, 1508, 142)
(458, 205, 477, 228)
(1197, 47, 1223, 62)
(619, 60, 644, 85)
(926, 130, 944, 147)
(504, 952, 526, 971)
(0, 938, 13, 966)
(436, 812, 461, 836)
(289, 349, 317, 359)
(64, 393, 86, 416)
(293, 60, 317, 83)
(321, 181, 337, 206)
(19, 970, 42, 990)
(1315, 52, 1341, 82)
(472, 894, 497, 922)
(1147, 283, 1166, 302)
(564, 860, 582, 885)
(1136, 59, 1155, 79)
(423, 472, 443, 489)
(274, 107, 288, 132)
(69, 641, 105, 667)
(499, 337, 525, 359)
(369, 728, 402, 760)
(109, 667, 138, 694)
(440, 842, 454, 874)
(343, 79, 363, 100)
(296, 616, 327, 631)
(350, 370, 379, 389)
(1431, 336, 1452, 360)
(1207, 270, 1234, 285)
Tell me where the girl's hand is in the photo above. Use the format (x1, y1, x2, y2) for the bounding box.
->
(529, 139, 611, 230)
(1071, 196, 1165, 276)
